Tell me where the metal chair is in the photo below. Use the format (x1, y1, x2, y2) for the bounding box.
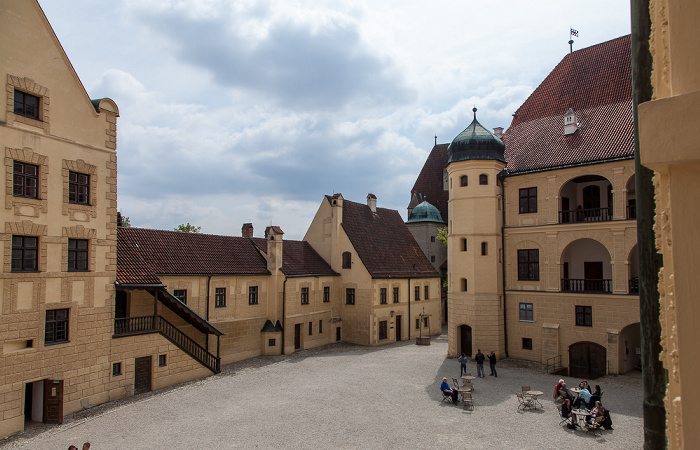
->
(516, 392, 535, 410)
(521, 385, 531, 393)
(441, 386, 455, 404)
(584, 415, 605, 436)
(558, 404, 572, 426)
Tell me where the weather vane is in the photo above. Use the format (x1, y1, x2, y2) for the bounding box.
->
(569, 27, 579, 54)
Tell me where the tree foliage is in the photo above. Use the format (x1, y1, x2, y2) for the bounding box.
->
(119, 215, 131, 227)
(436, 226, 448, 247)
(175, 223, 201, 233)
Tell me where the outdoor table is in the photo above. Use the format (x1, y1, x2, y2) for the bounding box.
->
(461, 375, 476, 381)
(572, 409, 591, 429)
(526, 390, 544, 409)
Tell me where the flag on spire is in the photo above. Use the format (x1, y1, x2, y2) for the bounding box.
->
(570, 28, 579, 37)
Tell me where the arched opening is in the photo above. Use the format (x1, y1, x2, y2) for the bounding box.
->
(559, 175, 613, 223)
(626, 174, 636, 219)
(461, 175, 468, 187)
(619, 323, 641, 373)
(569, 341, 607, 379)
(628, 245, 639, 294)
(479, 174, 488, 185)
(459, 325, 473, 357)
(561, 239, 612, 293)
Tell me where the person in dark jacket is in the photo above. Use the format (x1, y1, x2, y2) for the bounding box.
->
(474, 349, 485, 378)
(488, 350, 497, 377)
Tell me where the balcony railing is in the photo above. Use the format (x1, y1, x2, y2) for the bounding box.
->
(559, 207, 613, 224)
(561, 278, 612, 293)
(627, 205, 637, 220)
(629, 277, 639, 294)
(114, 315, 220, 373)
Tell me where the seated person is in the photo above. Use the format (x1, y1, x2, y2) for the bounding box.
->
(573, 386, 592, 409)
(588, 384, 602, 408)
(558, 382, 574, 401)
(441, 377, 458, 404)
(588, 401, 605, 424)
(579, 380, 590, 391)
(561, 398, 572, 421)
(553, 379, 565, 399)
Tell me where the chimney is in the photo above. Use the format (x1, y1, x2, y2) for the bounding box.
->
(367, 193, 377, 214)
(564, 108, 579, 135)
(493, 127, 504, 138)
(242, 223, 254, 238)
(265, 226, 284, 272)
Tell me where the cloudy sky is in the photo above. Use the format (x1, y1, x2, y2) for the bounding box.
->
(41, 0, 631, 240)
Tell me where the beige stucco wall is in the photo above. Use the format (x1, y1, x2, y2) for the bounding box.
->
(639, 0, 700, 446)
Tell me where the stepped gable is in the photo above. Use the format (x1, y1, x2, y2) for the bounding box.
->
(409, 143, 449, 221)
(341, 199, 439, 279)
(250, 238, 337, 277)
(503, 35, 633, 174)
(117, 227, 269, 276)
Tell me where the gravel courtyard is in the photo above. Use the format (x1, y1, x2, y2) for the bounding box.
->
(3, 332, 643, 449)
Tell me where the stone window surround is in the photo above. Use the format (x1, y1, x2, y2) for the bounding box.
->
(4, 220, 48, 273)
(62, 159, 98, 220)
(6, 75, 50, 133)
(5, 147, 49, 216)
(62, 225, 97, 272)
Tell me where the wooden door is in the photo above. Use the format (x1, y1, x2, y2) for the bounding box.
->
(43, 379, 63, 424)
(134, 356, 152, 394)
(395, 316, 402, 342)
(294, 324, 301, 350)
(460, 325, 472, 357)
(583, 185, 600, 209)
(569, 342, 606, 379)
(584, 261, 603, 291)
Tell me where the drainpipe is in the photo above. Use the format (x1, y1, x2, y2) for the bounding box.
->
(206, 275, 211, 353)
(407, 277, 411, 340)
(500, 179, 509, 357)
(282, 276, 287, 355)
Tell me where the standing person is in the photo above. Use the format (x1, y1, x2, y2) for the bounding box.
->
(474, 349, 485, 378)
(488, 350, 497, 377)
(457, 353, 468, 376)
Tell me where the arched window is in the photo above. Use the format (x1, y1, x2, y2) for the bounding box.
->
(479, 174, 488, 185)
(461, 175, 468, 187)
(342, 251, 351, 268)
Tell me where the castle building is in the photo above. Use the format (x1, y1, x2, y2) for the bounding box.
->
(412, 35, 640, 378)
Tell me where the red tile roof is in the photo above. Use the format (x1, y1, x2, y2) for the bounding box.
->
(250, 238, 338, 277)
(503, 35, 633, 174)
(409, 144, 449, 221)
(341, 199, 439, 279)
(116, 227, 270, 282)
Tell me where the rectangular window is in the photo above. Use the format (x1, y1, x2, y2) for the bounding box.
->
(430, 255, 435, 262)
(424, 285, 429, 300)
(430, 236, 436, 242)
(13, 161, 38, 198)
(323, 286, 330, 303)
(461, 238, 467, 251)
(68, 239, 88, 271)
(522, 338, 533, 350)
(301, 287, 309, 305)
(112, 362, 122, 376)
(462, 278, 467, 292)
(248, 286, 258, 305)
(69, 171, 90, 205)
(12, 235, 38, 272)
(380, 288, 387, 304)
(415, 286, 420, 301)
(45, 309, 69, 344)
(14, 90, 40, 119)
(379, 320, 388, 340)
(423, 317, 428, 327)
(519, 302, 533, 321)
(173, 289, 187, 305)
(342, 251, 351, 268)
(481, 242, 488, 256)
(576, 305, 593, 327)
(393, 287, 399, 303)
(268, 338, 276, 346)
(517, 249, 540, 281)
(309, 321, 313, 335)
(519, 187, 538, 213)
(215, 288, 226, 307)
(159, 354, 167, 367)
(319, 320, 323, 334)
(416, 318, 420, 329)
(345, 288, 355, 305)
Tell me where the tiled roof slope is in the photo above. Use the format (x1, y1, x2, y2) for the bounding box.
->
(342, 200, 439, 279)
(250, 238, 338, 277)
(117, 227, 270, 280)
(409, 143, 449, 221)
(117, 228, 163, 285)
(503, 35, 633, 174)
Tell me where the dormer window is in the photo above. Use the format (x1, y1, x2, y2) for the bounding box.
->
(564, 108, 579, 135)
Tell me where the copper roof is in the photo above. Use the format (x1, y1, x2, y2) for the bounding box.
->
(341, 199, 439, 279)
(503, 35, 633, 174)
(251, 238, 338, 277)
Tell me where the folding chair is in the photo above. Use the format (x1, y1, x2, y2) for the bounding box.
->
(521, 385, 531, 393)
(452, 377, 464, 389)
(585, 415, 605, 436)
(462, 392, 474, 410)
(558, 404, 572, 426)
(441, 388, 453, 404)
(516, 392, 535, 410)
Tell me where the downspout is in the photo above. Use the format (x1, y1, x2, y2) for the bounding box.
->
(282, 276, 287, 355)
(407, 277, 411, 340)
(500, 178, 509, 357)
(206, 275, 211, 353)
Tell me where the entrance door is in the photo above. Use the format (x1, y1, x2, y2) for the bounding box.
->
(294, 323, 302, 350)
(134, 356, 152, 394)
(43, 380, 63, 424)
(395, 315, 402, 342)
(584, 261, 603, 291)
(569, 342, 607, 379)
(459, 325, 472, 357)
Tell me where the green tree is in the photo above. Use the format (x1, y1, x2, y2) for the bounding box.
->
(436, 226, 448, 247)
(119, 214, 131, 227)
(175, 223, 201, 233)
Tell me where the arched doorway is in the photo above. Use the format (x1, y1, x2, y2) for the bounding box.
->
(559, 175, 613, 223)
(560, 239, 612, 293)
(459, 325, 472, 357)
(620, 323, 641, 372)
(569, 341, 606, 379)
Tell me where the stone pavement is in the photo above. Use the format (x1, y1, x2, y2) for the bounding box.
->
(2, 333, 643, 449)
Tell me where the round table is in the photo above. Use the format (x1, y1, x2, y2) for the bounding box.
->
(572, 409, 591, 428)
(461, 375, 476, 381)
(526, 391, 544, 409)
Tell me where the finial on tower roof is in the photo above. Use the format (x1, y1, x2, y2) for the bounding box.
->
(473, 107, 478, 120)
